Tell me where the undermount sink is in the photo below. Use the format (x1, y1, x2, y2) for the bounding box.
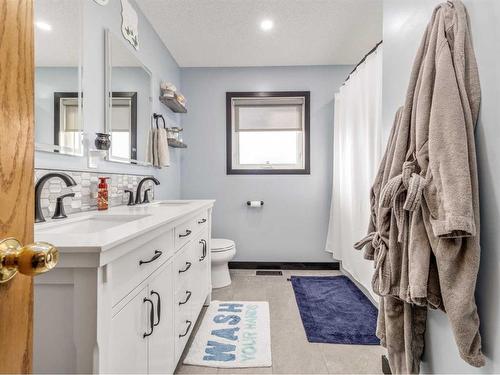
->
(36, 214, 151, 234)
(149, 200, 192, 206)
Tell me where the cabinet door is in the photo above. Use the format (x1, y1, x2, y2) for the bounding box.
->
(108, 286, 150, 374)
(148, 261, 175, 374)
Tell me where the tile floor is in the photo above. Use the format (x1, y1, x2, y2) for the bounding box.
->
(176, 269, 385, 374)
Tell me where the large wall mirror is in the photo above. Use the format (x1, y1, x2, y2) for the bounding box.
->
(105, 30, 153, 165)
(35, 0, 83, 156)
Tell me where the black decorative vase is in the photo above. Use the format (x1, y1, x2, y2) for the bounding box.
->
(95, 133, 111, 151)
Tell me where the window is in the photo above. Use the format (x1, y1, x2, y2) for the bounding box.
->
(54, 92, 84, 155)
(108, 92, 138, 162)
(110, 97, 133, 160)
(226, 91, 310, 174)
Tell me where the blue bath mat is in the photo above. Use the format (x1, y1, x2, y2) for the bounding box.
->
(290, 275, 380, 345)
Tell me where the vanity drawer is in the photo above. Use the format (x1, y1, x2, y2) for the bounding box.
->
(176, 288, 194, 312)
(175, 315, 194, 362)
(111, 230, 174, 306)
(174, 241, 196, 289)
(175, 286, 197, 332)
(195, 212, 208, 229)
(174, 291, 205, 363)
(174, 255, 203, 315)
(175, 282, 205, 323)
(174, 210, 209, 250)
(174, 217, 197, 250)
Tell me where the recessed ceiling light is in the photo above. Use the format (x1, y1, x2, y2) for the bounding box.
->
(35, 21, 52, 31)
(260, 19, 274, 32)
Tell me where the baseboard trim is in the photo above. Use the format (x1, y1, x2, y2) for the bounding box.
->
(228, 261, 340, 270)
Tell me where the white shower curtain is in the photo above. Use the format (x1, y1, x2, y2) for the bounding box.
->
(325, 45, 383, 299)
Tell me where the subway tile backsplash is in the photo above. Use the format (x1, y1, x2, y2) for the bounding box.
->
(35, 169, 156, 219)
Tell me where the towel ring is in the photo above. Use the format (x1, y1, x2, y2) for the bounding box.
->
(153, 113, 166, 129)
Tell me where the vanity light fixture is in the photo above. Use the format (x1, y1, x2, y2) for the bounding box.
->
(260, 19, 274, 31)
(35, 21, 52, 31)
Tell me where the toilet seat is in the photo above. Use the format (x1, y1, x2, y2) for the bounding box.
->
(211, 238, 235, 253)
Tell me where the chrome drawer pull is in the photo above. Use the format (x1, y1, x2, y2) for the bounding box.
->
(143, 298, 154, 338)
(178, 261, 192, 273)
(197, 218, 207, 224)
(139, 250, 163, 265)
(179, 229, 192, 238)
(199, 239, 207, 261)
(179, 290, 192, 305)
(179, 320, 192, 338)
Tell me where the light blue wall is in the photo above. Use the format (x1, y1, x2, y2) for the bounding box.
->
(383, 0, 500, 372)
(180, 66, 351, 262)
(35, 0, 182, 199)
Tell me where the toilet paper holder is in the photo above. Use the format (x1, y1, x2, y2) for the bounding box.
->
(247, 200, 264, 207)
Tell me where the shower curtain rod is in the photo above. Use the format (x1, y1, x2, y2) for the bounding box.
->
(342, 40, 383, 86)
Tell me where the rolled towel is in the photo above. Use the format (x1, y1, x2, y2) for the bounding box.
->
(162, 89, 175, 98)
(160, 81, 177, 93)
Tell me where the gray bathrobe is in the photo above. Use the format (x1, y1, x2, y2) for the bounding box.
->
(355, 1, 483, 372)
(355, 106, 429, 374)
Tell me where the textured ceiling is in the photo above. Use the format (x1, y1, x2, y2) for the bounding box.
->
(35, 0, 144, 68)
(137, 0, 383, 67)
(35, 0, 81, 67)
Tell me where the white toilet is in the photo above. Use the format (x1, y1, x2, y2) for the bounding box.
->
(210, 238, 236, 288)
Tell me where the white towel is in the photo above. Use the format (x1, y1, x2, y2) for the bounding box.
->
(146, 128, 170, 168)
(157, 128, 170, 167)
(146, 129, 154, 165)
(153, 129, 160, 167)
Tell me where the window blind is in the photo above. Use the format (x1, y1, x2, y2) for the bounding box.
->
(60, 98, 80, 132)
(111, 98, 132, 131)
(233, 97, 304, 132)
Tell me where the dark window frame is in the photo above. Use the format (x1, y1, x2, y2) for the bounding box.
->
(110, 91, 138, 161)
(53, 92, 79, 150)
(226, 91, 310, 175)
(54, 92, 137, 160)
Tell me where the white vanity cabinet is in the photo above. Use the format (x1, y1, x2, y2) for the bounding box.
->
(108, 260, 174, 374)
(108, 285, 150, 374)
(34, 202, 214, 374)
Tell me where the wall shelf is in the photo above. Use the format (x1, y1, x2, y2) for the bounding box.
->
(159, 95, 187, 113)
(167, 138, 187, 149)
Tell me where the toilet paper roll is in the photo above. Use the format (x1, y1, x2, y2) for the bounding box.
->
(247, 200, 264, 207)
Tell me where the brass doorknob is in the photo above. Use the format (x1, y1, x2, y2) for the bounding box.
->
(0, 238, 58, 283)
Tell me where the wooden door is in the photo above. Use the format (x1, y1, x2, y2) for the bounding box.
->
(108, 287, 150, 374)
(148, 261, 175, 374)
(0, 0, 35, 373)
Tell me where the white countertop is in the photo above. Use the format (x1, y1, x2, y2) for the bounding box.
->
(35, 200, 214, 253)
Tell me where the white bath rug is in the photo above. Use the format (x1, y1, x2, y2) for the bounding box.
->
(183, 301, 272, 368)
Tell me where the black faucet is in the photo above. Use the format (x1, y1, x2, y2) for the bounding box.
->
(35, 172, 77, 223)
(143, 189, 152, 204)
(124, 190, 135, 206)
(135, 177, 160, 205)
(52, 193, 76, 220)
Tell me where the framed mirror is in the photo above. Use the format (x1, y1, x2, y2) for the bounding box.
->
(35, 0, 84, 156)
(105, 29, 153, 165)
